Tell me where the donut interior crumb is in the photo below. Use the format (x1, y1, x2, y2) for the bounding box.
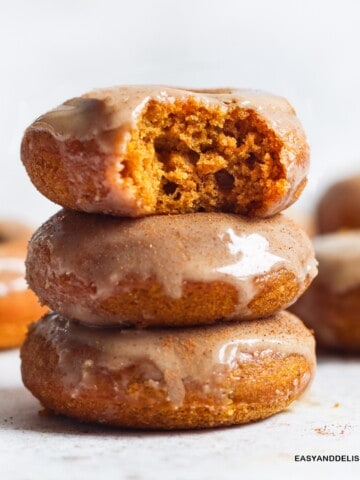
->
(122, 98, 288, 215)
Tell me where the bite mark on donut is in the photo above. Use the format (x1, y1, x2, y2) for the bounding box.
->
(121, 98, 288, 215)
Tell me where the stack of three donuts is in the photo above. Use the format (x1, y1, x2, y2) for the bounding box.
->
(21, 86, 318, 429)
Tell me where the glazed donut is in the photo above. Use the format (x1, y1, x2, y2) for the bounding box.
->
(26, 210, 317, 327)
(0, 221, 47, 348)
(21, 86, 309, 218)
(21, 310, 315, 429)
(317, 175, 360, 233)
(291, 231, 360, 351)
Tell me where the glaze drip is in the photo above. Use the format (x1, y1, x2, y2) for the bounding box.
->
(34, 311, 316, 407)
(27, 211, 317, 323)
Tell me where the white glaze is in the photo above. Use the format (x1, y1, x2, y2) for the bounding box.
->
(32, 86, 298, 148)
(33, 311, 316, 407)
(26, 211, 318, 324)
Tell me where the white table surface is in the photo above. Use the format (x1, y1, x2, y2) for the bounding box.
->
(0, 349, 359, 480)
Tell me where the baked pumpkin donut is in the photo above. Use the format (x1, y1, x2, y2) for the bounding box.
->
(26, 210, 318, 327)
(21, 86, 309, 217)
(291, 231, 360, 351)
(0, 221, 47, 348)
(316, 175, 360, 233)
(21, 311, 315, 430)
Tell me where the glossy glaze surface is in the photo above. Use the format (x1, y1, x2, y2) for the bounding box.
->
(32, 311, 316, 407)
(26, 211, 317, 323)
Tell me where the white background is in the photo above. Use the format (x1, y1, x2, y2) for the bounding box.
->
(0, 0, 360, 225)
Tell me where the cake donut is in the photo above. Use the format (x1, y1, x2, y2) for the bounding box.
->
(21, 86, 309, 218)
(26, 210, 318, 327)
(21, 310, 315, 429)
(291, 231, 360, 351)
(0, 221, 46, 348)
(316, 175, 360, 233)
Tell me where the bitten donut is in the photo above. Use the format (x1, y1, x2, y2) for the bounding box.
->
(317, 175, 360, 233)
(26, 210, 317, 327)
(21, 86, 309, 218)
(291, 231, 360, 351)
(0, 221, 46, 348)
(21, 311, 315, 430)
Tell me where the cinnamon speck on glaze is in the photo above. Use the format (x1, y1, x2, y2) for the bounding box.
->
(21, 310, 316, 429)
(26, 210, 317, 327)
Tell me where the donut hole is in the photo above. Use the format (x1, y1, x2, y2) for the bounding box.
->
(122, 98, 287, 215)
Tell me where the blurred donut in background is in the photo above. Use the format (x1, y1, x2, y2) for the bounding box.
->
(0, 221, 47, 349)
(317, 175, 360, 233)
(291, 231, 360, 351)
